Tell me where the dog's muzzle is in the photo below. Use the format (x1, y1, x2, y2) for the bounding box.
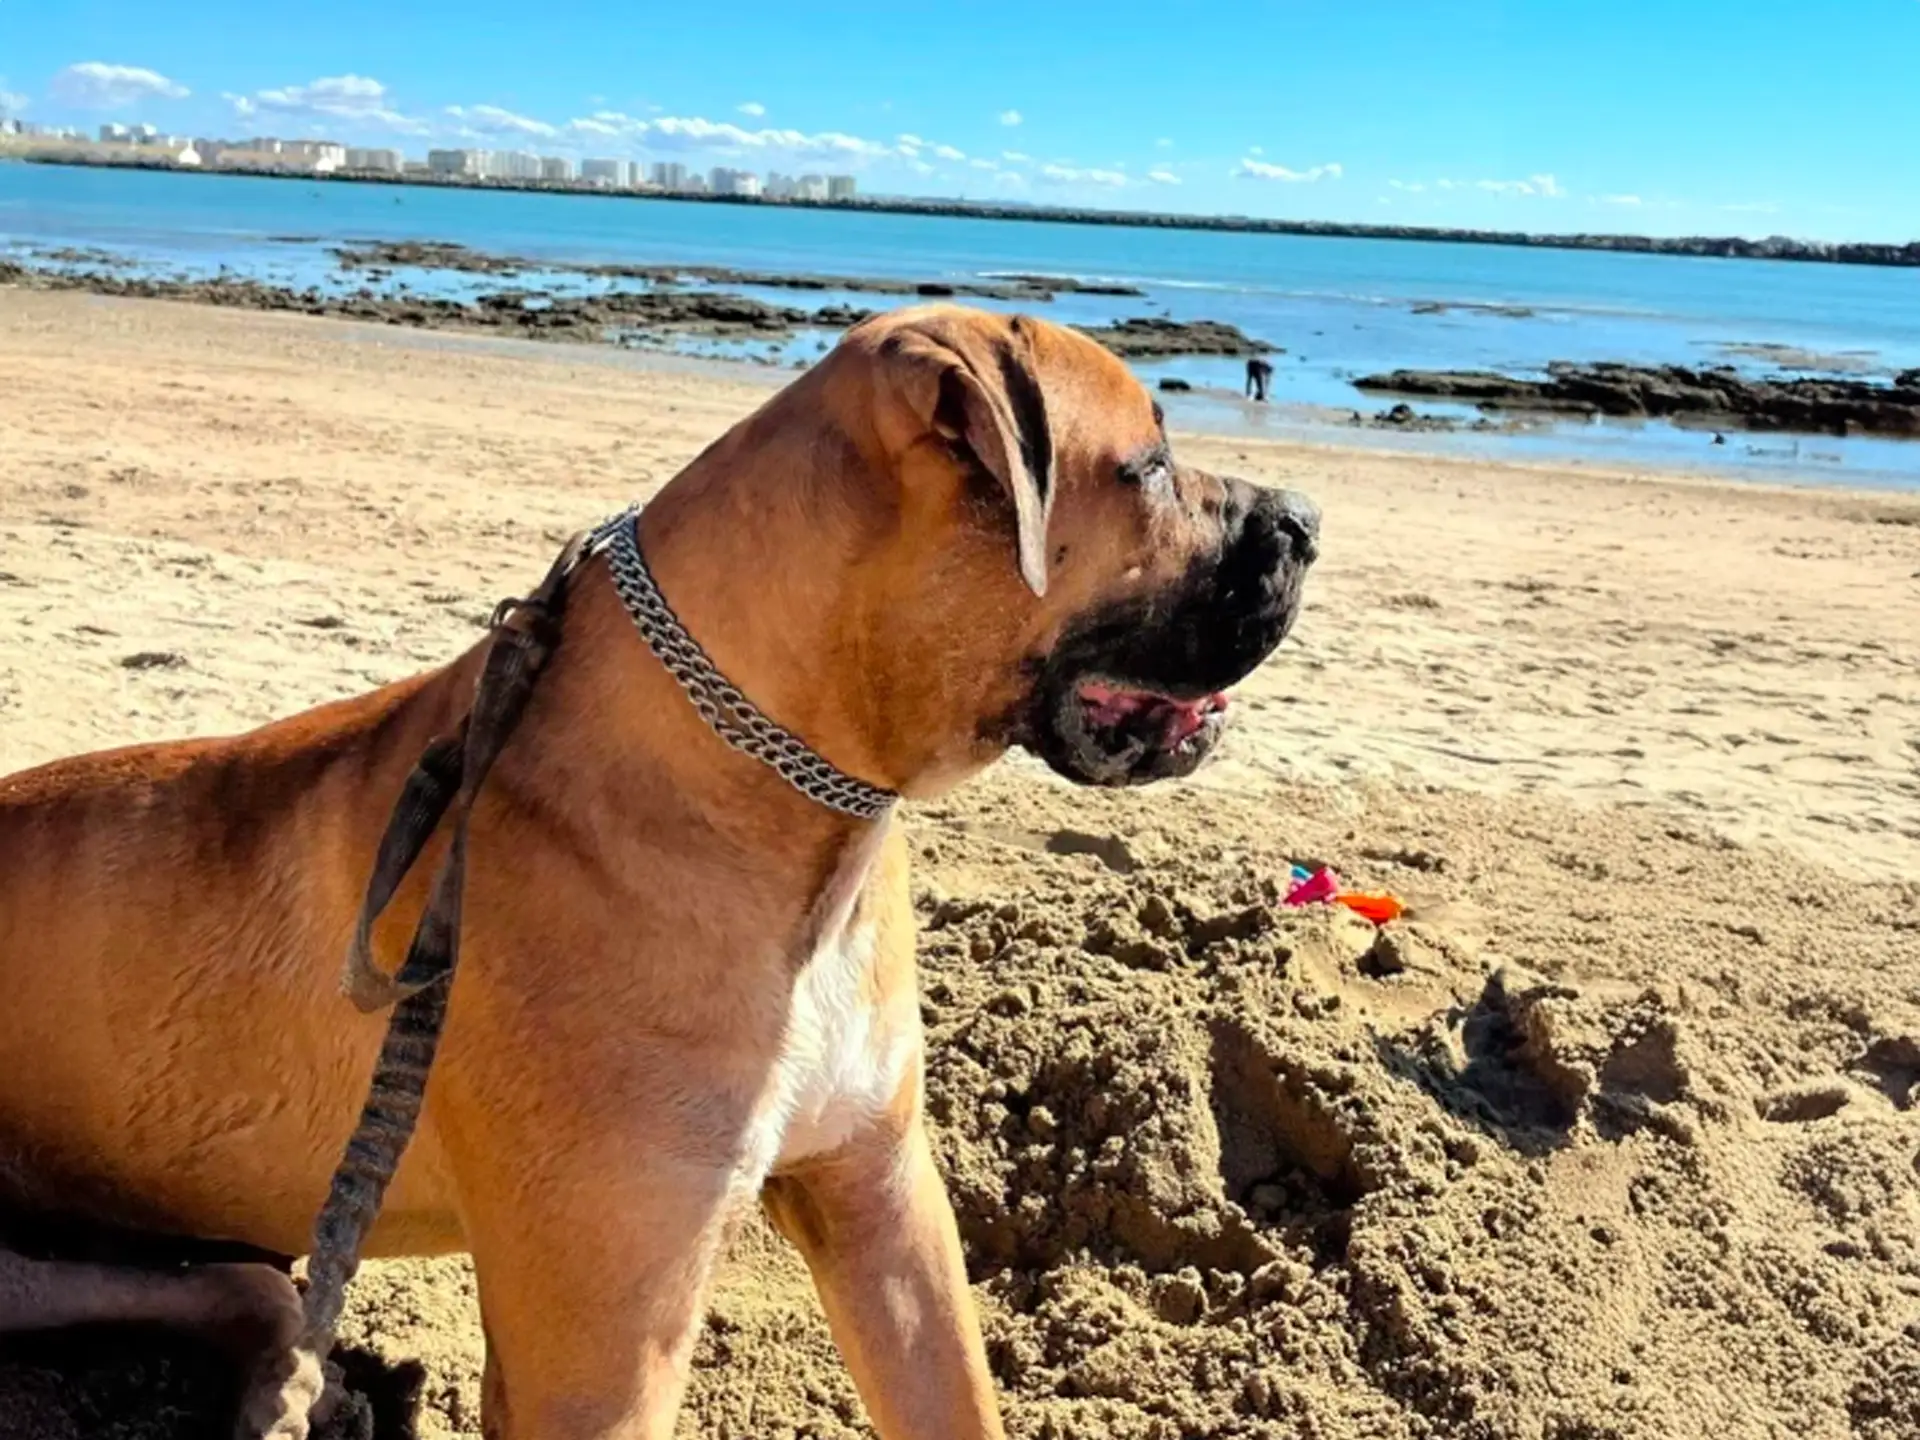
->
(1023, 477, 1319, 786)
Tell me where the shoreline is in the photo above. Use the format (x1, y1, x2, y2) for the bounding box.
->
(17, 275, 1920, 496)
(9, 151, 1920, 269)
(10, 247, 1920, 467)
(217, 298, 1920, 503)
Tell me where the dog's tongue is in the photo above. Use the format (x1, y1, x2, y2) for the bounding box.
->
(1079, 682, 1228, 744)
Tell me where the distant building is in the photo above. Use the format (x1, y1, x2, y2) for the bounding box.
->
(291, 140, 344, 172)
(130, 123, 159, 143)
(345, 147, 405, 174)
(173, 144, 202, 167)
(681, 172, 710, 195)
(230, 137, 342, 171)
(487, 151, 542, 181)
(428, 148, 488, 177)
(793, 174, 829, 202)
(99, 123, 131, 143)
(764, 172, 795, 200)
(192, 138, 227, 165)
(827, 175, 856, 202)
(539, 155, 574, 182)
(650, 161, 688, 190)
(580, 157, 631, 187)
(708, 166, 762, 197)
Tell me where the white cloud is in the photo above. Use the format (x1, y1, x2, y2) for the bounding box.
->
(1475, 172, 1564, 198)
(0, 88, 26, 116)
(1236, 158, 1342, 182)
(1598, 193, 1642, 207)
(564, 111, 889, 161)
(1389, 179, 1425, 193)
(907, 158, 935, 175)
(998, 109, 1022, 126)
(50, 62, 189, 109)
(1155, 137, 1173, 149)
(446, 103, 557, 139)
(1147, 168, 1181, 185)
(736, 101, 765, 117)
(969, 157, 999, 170)
(229, 74, 421, 132)
(897, 133, 924, 149)
(1248, 145, 1264, 156)
(1039, 162, 1126, 188)
(932, 143, 965, 161)
(1001, 150, 1031, 164)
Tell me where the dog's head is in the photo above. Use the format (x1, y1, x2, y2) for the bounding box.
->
(801, 304, 1318, 795)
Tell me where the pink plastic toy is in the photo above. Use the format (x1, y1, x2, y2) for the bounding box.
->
(1284, 866, 1340, 906)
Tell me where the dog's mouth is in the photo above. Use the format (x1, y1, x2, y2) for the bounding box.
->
(1078, 678, 1229, 768)
(1023, 670, 1237, 786)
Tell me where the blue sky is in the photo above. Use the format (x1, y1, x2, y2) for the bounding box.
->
(4, 0, 1917, 240)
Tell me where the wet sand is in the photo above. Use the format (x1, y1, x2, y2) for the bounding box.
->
(1, 289, 1916, 1439)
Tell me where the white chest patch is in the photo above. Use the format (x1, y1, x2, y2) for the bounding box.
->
(765, 917, 917, 1168)
(734, 840, 921, 1185)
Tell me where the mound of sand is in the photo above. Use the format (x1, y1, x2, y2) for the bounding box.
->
(8, 773, 1915, 1440)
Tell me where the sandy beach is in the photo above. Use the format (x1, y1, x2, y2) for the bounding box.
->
(2, 289, 1917, 1438)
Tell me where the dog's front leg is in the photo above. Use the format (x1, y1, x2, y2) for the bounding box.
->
(764, 1119, 1003, 1439)
(462, 1151, 737, 1440)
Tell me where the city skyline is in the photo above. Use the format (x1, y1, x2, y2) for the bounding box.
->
(3, 1, 1918, 240)
(1, 118, 863, 199)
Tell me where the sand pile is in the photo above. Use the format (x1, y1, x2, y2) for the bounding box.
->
(6, 773, 1914, 1440)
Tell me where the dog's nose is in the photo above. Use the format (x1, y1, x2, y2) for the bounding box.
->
(1271, 488, 1321, 565)
(1223, 477, 1320, 569)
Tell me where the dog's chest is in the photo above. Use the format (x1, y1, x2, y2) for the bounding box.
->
(746, 855, 918, 1176)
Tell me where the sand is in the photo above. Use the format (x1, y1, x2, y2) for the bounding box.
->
(1, 288, 1916, 1439)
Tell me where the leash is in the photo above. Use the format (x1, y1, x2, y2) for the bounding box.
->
(270, 505, 894, 1436)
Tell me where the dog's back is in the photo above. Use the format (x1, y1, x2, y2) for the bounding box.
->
(0, 668, 459, 1251)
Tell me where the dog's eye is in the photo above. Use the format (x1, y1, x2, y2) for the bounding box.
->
(1118, 456, 1172, 491)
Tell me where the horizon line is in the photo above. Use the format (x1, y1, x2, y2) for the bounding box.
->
(7, 150, 1918, 267)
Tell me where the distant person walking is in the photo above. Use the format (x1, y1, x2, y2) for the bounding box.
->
(1245, 357, 1274, 402)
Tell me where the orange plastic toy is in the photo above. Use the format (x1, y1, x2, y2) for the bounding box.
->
(1333, 891, 1405, 925)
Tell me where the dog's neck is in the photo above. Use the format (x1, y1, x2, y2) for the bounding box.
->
(623, 407, 928, 800)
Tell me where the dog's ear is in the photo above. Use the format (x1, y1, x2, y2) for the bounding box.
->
(874, 317, 1056, 597)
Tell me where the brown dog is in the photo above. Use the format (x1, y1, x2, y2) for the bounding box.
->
(0, 304, 1318, 1438)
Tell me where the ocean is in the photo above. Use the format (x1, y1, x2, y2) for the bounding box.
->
(6, 162, 1919, 488)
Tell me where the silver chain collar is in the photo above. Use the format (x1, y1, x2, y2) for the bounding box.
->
(586, 506, 897, 822)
